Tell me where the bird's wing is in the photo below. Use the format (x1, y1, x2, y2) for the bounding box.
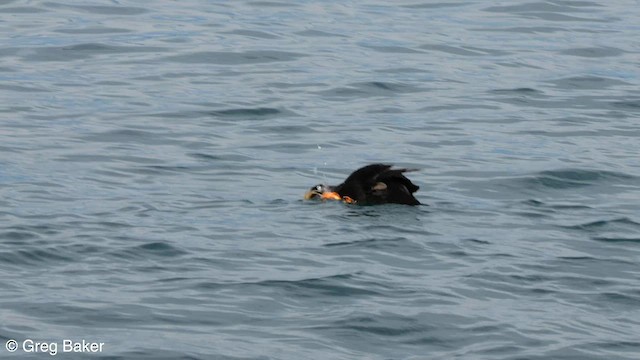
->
(342, 164, 392, 187)
(337, 164, 421, 205)
(366, 167, 420, 205)
(375, 168, 420, 193)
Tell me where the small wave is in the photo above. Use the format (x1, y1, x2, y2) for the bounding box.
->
(328, 314, 431, 337)
(136, 242, 188, 256)
(79, 128, 183, 147)
(312, 311, 460, 347)
(402, 2, 467, 9)
(522, 199, 592, 210)
(0, 244, 100, 267)
(44, 3, 148, 15)
(0, 224, 62, 243)
(188, 153, 253, 162)
(0, 84, 50, 93)
(317, 81, 424, 99)
(598, 292, 640, 306)
(565, 217, 640, 231)
(108, 241, 189, 260)
(294, 29, 346, 38)
(197, 273, 378, 297)
(223, 29, 280, 39)
(0, 230, 39, 241)
(323, 236, 411, 249)
(610, 99, 640, 110)
(137, 165, 193, 175)
(257, 275, 380, 297)
(521, 169, 635, 189)
(164, 50, 304, 65)
(248, 1, 297, 8)
(454, 168, 636, 201)
(491, 87, 542, 94)
(9, 43, 165, 62)
(208, 107, 283, 118)
(54, 26, 131, 35)
(0, 6, 48, 14)
(361, 45, 423, 54)
(421, 44, 510, 56)
(478, 26, 565, 34)
(95, 350, 204, 360)
(483, 2, 592, 13)
(592, 236, 640, 244)
(560, 46, 626, 58)
(547, 75, 630, 90)
(562, 217, 640, 244)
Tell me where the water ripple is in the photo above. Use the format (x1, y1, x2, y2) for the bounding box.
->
(164, 50, 305, 64)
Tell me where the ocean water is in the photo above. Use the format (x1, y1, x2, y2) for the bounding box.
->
(1, 0, 639, 359)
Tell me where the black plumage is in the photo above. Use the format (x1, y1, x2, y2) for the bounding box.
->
(304, 164, 421, 205)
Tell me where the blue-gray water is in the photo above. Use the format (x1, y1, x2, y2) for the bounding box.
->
(1, 1, 639, 359)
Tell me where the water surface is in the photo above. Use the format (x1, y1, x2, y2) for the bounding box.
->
(1, 1, 639, 359)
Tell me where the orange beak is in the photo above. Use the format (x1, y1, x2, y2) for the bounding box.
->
(304, 190, 341, 201)
(303, 190, 316, 200)
(342, 195, 355, 204)
(321, 191, 341, 201)
(304, 190, 353, 203)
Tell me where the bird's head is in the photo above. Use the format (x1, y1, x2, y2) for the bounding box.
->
(304, 184, 341, 201)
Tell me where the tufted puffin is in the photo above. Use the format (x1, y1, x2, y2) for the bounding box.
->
(304, 164, 421, 205)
